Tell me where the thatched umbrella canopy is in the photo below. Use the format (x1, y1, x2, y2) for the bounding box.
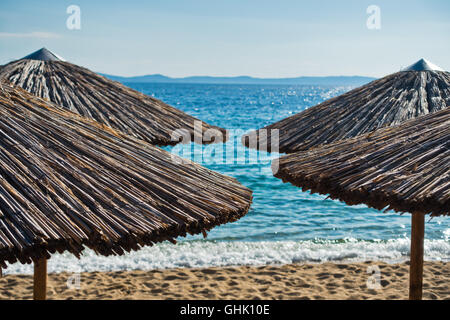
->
(0, 48, 226, 146)
(243, 59, 449, 153)
(274, 107, 449, 299)
(0, 81, 252, 299)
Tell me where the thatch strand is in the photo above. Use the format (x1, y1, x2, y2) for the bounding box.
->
(0, 59, 226, 146)
(243, 70, 450, 153)
(274, 107, 450, 217)
(0, 82, 252, 268)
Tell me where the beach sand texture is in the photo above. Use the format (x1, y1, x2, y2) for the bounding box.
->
(0, 261, 448, 300)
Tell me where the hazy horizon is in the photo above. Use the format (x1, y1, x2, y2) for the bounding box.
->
(100, 70, 377, 79)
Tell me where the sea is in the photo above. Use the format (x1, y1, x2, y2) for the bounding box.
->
(5, 83, 450, 274)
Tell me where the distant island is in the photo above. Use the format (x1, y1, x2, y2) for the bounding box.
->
(99, 73, 376, 86)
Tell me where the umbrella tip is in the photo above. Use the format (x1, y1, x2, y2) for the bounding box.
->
(21, 48, 65, 62)
(402, 58, 445, 72)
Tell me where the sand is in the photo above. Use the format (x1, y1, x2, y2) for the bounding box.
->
(0, 261, 448, 300)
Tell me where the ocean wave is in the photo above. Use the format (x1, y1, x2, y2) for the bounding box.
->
(3, 238, 449, 274)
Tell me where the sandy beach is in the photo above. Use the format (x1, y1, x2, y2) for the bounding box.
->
(0, 261, 448, 300)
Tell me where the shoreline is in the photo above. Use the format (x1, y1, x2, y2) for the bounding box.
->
(3, 238, 448, 275)
(1, 261, 448, 300)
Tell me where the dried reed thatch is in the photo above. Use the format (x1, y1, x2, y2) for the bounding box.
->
(243, 59, 450, 153)
(274, 107, 450, 217)
(21, 47, 64, 62)
(0, 81, 252, 268)
(0, 48, 226, 146)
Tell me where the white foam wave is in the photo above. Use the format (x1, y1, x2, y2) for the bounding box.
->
(3, 239, 449, 274)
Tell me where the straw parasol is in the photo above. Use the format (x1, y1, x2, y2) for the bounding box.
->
(0, 48, 226, 146)
(243, 59, 450, 153)
(273, 107, 449, 299)
(0, 81, 252, 299)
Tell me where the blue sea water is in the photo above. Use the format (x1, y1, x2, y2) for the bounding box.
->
(5, 83, 450, 274)
(146, 83, 449, 242)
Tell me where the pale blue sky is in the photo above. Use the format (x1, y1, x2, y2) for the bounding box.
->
(0, 0, 449, 77)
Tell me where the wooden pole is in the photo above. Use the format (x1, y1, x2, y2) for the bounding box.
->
(409, 213, 425, 300)
(33, 258, 47, 300)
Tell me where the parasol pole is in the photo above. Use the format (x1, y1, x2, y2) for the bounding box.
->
(33, 258, 47, 300)
(409, 212, 425, 300)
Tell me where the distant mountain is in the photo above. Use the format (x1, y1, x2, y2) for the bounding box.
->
(99, 73, 376, 86)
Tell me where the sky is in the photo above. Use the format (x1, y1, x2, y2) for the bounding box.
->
(0, 0, 449, 78)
